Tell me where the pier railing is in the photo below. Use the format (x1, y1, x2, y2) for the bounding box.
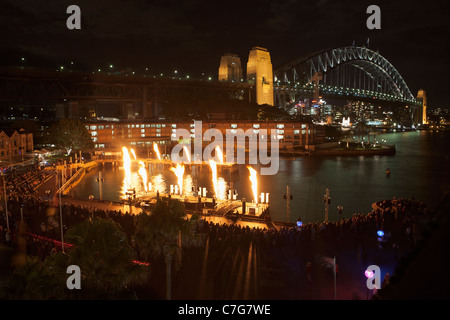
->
(57, 161, 98, 194)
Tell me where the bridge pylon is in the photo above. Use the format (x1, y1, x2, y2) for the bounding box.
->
(416, 89, 428, 125)
(246, 46, 274, 106)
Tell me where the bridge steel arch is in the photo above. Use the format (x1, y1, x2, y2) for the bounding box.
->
(273, 46, 417, 109)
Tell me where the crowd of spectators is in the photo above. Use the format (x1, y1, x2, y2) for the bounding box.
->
(0, 168, 429, 266)
(191, 196, 428, 252)
(3, 165, 54, 200)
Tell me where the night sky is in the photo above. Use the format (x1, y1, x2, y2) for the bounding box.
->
(1, 0, 448, 107)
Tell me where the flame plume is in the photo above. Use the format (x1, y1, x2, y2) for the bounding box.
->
(215, 146, 224, 164)
(122, 147, 132, 194)
(130, 148, 137, 160)
(153, 143, 161, 161)
(247, 166, 258, 204)
(209, 159, 218, 198)
(170, 164, 185, 195)
(183, 145, 191, 162)
(138, 161, 148, 192)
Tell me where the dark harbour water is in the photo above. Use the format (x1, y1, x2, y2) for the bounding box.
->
(68, 131, 450, 223)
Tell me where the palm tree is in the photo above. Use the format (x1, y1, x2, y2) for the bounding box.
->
(1, 218, 149, 299)
(0, 256, 65, 300)
(134, 198, 200, 300)
(55, 217, 150, 298)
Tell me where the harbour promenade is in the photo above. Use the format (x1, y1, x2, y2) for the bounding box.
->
(1, 162, 442, 299)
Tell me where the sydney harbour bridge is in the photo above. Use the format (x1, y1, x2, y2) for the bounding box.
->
(0, 45, 425, 125)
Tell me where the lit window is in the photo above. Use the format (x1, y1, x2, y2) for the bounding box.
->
(231, 124, 237, 128)
(90, 125, 97, 130)
(277, 124, 284, 129)
(141, 129, 145, 133)
(91, 131, 97, 136)
(294, 130, 300, 134)
(141, 134, 145, 137)
(253, 124, 260, 129)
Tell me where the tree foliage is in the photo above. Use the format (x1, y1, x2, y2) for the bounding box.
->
(1, 218, 149, 299)
(46, 119, 94, 154)
(135, 199, 191, 260)
(159, 87, 293, 121)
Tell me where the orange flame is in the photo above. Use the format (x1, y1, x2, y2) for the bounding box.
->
(153, 143, 161, 161)
(247, 166, 258, 204)
(215, 146, 224, 164)
(130, 148, 137, 160)
(170, 164, 185, 195)
(209, 159, 218, 198)
(183, 145, 191, 162)
(138, 161, 148, 192)
(122, 147, 132, 194)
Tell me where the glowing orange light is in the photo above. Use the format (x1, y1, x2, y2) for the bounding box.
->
(130, 148, 137, 160)
(215, 146, 224, 164)
(153, 143, 161, 161)
(122, 147, 132, 195)
(170, 164, 185, 195)
(209, 159, 218, 198)
(138, 161, 148, 192)
(247, 166, 258, 204)
(183, 145, 191, 162)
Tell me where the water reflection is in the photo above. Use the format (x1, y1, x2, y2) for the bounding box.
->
(69, 131, 449, 223)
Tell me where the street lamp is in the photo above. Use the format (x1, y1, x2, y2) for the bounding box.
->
(57, 170, 65, 252)
(337, 205, 343, 221)
(1, 172, 10, 232)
